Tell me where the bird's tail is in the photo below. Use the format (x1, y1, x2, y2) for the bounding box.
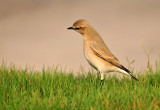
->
(129, 73, 139, 81)
(121, 66, 139, 81)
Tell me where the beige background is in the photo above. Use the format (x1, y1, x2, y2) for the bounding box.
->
(0, 0, 160, 72)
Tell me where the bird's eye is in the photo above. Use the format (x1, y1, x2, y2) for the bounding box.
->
(75, 28, 80, 30)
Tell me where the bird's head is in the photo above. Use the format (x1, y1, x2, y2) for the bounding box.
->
(67, 19, 90, 35)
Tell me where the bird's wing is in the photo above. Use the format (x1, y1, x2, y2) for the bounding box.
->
(90, 42, 125, 71)
(90, 42, 139, 81)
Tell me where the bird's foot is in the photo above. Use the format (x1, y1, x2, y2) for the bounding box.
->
(100, 79, 104, 91)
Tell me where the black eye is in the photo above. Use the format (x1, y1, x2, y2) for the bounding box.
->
(75, 28, 80, 30)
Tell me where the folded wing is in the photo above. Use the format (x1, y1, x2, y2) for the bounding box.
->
(90, 42, 138, 81)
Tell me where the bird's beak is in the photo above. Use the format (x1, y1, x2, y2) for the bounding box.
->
(67, 27, 74, 30)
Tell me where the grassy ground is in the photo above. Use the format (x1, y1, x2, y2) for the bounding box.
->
(0, 63, 160, 110)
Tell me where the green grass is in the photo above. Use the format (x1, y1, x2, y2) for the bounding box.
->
(0, 63, 160, 110)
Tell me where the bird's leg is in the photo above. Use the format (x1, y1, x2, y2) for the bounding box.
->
(100, 72, 104, 84)
(100, 72, 104, 90)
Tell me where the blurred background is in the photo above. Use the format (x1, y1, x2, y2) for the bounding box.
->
(0, 0, 160, 73)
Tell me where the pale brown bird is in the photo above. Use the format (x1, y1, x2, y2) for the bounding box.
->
(68, 19, 138, 83)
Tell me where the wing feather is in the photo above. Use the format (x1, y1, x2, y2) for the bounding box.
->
(90, 42, 139, 81)
(90, 42, 123, 69)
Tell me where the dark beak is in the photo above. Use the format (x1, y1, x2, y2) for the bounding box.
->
(67, 27, 74, 30)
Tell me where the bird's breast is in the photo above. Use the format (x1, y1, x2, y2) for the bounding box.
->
(83, 40, 109, 72)
(83, 41, 98, 70)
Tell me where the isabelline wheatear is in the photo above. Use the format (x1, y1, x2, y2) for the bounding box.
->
(68, 19, 138, 83)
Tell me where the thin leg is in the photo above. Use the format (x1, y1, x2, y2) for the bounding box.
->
(100, 72, 104, 90)
(101, 72, 104, 81)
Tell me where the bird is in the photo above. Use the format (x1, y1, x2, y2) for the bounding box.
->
(67, 19, 138, 84)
